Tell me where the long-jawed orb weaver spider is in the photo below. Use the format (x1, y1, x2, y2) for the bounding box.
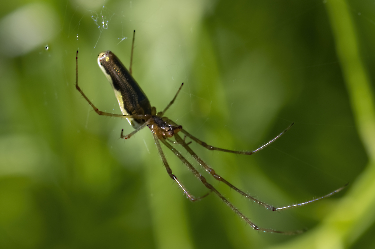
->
(75, 30, 346, 235)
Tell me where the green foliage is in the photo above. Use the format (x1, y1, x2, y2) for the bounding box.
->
(0, 0, 373, 248)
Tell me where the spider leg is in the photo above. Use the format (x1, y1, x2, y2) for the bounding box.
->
(76, 50, 121, 117)
(152, 133, 210, 202)
(166, 136, 192, 146)
(174, 133, 347, 212)
(274, 183, 348, 211)
(160, 136, 304, 235)
(129, 30, 135, 75)
(177, 122, 294, 155)
(120, 119, 151, 140)
(174, 133, 276, 210)
(183, 135, 192, 145)
(166, 138, 180, 145)
(160, 83, 184, 116)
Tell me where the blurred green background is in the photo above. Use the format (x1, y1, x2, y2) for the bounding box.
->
(0, 0, 374, 248)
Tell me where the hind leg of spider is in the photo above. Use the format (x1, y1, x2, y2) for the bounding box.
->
(159, 136, 304, 235)
(152, 133, 210, 201)
(173, 133, 347, 211)
(76, 50, 123, 117)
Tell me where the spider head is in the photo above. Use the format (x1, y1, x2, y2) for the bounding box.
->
(148, 116, 182, 139)
(161, 124, 182, 138)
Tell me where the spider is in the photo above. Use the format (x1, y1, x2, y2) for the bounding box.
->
(75, 30, 346, 235)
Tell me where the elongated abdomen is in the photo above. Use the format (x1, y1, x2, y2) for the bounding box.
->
(97, 50, 152, 128)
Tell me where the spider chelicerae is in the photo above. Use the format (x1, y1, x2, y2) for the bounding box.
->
(75, 30, 346, 235)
